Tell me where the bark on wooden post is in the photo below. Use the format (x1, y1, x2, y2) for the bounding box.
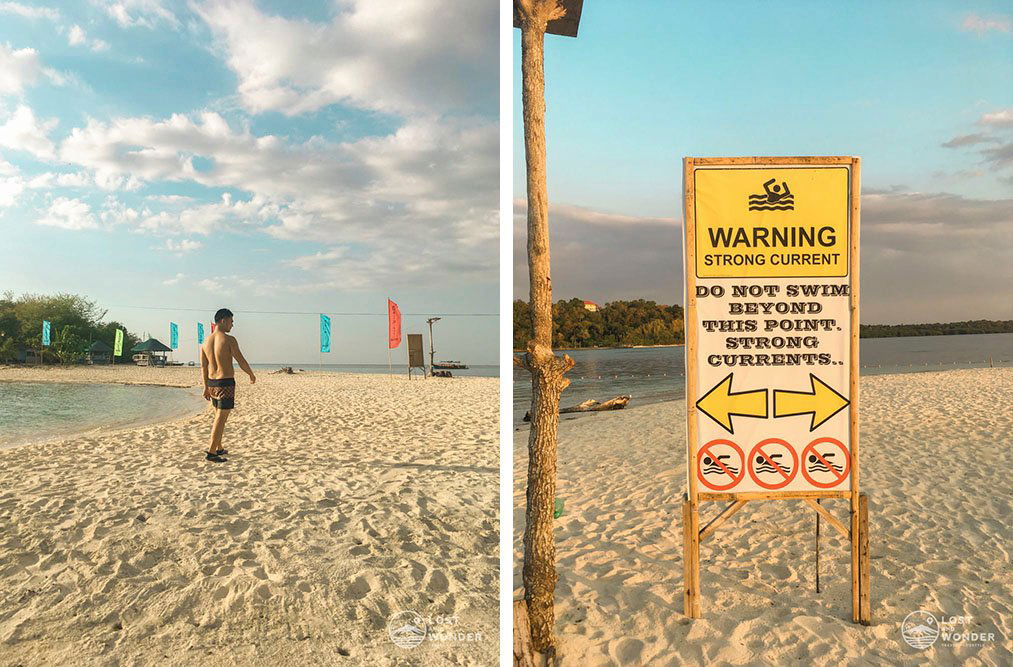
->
(515, 0, 573, 657)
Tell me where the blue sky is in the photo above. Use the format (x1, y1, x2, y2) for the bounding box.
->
(513, 1, 1013, 323)
(0, 0, 498, 364)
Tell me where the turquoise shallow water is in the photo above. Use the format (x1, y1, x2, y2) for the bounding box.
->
(0, 382, 206, 449)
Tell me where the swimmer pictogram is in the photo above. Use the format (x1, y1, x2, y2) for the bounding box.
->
(748, 178, 795, 211)
(800, 437, 851, 488)
(697, 439, 745, 491)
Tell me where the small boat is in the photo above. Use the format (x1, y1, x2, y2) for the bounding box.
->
(433, 360, 468, 370)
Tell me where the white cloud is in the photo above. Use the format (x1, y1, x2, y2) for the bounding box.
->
(0, 3, 60, 20)
(0, 43, 42, 95)
(163, 272, 185, 285)
(0, 43, 65, 95)
(0, 104, 58, 158)
(0, 159, 24, 207)
(67, 24, 111, 52)
(962, 13, 1012, 35)
(164, 238, 203, 253)
(57, 111, 497, 286)
(194, 0, 496, 116)
(93, 0, 178, 29)
(979, 109, 1013, 127)
(26, 171, 92, 189)
(35, 197, 97, 229)
(68, 24, 86, 45)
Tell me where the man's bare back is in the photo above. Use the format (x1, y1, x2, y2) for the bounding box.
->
(202, 331, 239, 379)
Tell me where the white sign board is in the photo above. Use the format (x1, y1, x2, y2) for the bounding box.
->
(684, 157, 859, 496)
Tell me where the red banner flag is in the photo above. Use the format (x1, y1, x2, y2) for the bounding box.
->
(388, 299, 402, 349)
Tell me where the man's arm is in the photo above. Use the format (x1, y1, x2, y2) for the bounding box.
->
(200, 345, 211, 399)
(231, 337, 256, 384)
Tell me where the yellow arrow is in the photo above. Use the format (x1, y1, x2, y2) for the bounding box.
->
(696, 373, 768, 434)
(773, 373, 850, 431)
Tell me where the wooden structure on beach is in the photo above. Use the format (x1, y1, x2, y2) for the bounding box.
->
(130, 338, 172, 367)
(86, 340, 113, 364)
(407, 334, 426, 378)
(681, 156, 871, 625)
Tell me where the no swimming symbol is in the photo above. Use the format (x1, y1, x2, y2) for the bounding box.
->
(747, 438, 798, 490)
(800, 437, 850, 488)
(697, 439, 745, 491)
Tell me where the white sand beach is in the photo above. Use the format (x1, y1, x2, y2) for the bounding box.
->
(514, 368, 1012, 664)
(0, 366, 498, 665)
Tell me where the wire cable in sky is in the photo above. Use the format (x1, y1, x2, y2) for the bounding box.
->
(107, 304, 497, 317)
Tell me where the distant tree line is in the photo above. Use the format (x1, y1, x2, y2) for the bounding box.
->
(514, 299, 1013, 349)
(858, 320, 1013, 338)
(0, 292, 140, 364)
(514, 298, 685, 349)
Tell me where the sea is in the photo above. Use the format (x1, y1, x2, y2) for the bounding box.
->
(0, 362, 497, 449)
(0, 382, 206, 450)
(250, 363, 498, 378)
(512, 332, 1013, 424)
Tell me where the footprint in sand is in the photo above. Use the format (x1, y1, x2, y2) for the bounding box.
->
(347, 575, 372, 600)
(425, 570, 449, 594)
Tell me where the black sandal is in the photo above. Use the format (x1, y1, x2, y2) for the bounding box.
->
(206, 452, 227, 462)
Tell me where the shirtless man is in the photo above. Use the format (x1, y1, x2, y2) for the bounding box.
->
(200, 308, 256, 462)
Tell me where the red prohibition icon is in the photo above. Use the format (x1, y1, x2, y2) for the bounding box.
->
(697, 439, 745, 491)
(801, 437, 851, 488)
(747, 438, 799, 490)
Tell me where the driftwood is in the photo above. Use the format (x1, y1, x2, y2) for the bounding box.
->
(523, 395, 630, 422)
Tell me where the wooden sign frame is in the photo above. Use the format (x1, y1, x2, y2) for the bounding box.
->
(681, 156, 870, 624)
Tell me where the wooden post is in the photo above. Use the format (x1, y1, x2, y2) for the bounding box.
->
(858, 493, 871, 625)
(815, 498, 821, 594)
(513, 599, 537, 667)
(682, 158, 703, 619)
(682, 497, 699, 617)
(849, 158, 862, 624)
(516, 0, 573, 656)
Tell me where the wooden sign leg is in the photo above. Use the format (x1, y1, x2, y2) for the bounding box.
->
(682, 497, 701, 618)
(850, 497, 860, 623)
(858, 493, 871, 625)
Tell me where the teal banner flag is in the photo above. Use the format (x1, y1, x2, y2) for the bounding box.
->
(170, 322, 178, 349)
(320, 314, 331, 353)
(197, 322, 205, 345)
(42, 320, 51, 346)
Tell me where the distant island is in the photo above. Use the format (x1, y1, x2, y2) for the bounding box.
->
(513, 298, 1013, 350)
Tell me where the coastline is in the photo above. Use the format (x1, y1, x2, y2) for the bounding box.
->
(1, 367, 500, 664)
(513, 367, 1012, 663)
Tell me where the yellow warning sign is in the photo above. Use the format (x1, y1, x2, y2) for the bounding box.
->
(695, 167, 850, 278)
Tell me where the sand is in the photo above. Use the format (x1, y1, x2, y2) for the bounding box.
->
(0, 366, 499, 665)
(513, 368, 1012, 665)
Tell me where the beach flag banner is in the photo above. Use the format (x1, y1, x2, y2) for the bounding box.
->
(320, 314, 331, 354)
(42, 320, 51, 346)
(170, 322, 179, 350)
(388, 299, 402, 349)
(197, 322, 205, 345)
(114, 328, 124, 357)
(681, 156, 869, 624)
